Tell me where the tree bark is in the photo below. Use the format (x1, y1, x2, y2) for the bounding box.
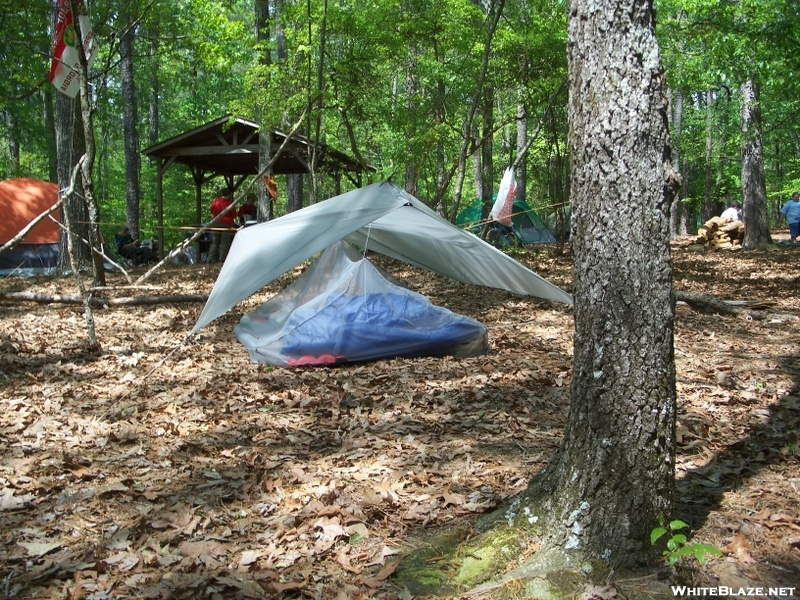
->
(739, 77, 772, 248)
(515, 0, 678, 571)
(54, 43, 92, 274)
(287, 174, 303, 212)
(405, 50, 418, 197)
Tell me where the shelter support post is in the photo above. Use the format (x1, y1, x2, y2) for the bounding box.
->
(157, 158, 164, 259)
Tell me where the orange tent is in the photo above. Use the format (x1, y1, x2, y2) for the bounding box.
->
(0, 178, 60, 276)
(0, 178, 60, 244)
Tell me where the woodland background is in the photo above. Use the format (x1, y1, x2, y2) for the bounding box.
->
(1, 0, 800, 246)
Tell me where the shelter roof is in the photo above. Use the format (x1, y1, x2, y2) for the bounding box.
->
(142, 115, 370, 177)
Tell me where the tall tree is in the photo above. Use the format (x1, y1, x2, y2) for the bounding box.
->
(401, 0, 679, 588)
(519, 0, 679, 565)
(428, 0, 678, 585)
(255, 0, 273, 221)
(670, 87, 684, 237)
(119, 17, 142, 238)
(740, 76, 772, 247)
(274, 0, 304, 212)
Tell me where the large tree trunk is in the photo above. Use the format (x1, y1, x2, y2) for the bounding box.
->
(55, 91, 93, 274)
(120, 22, 142, 238)
(739, 77, 772, 248)
(397, 0, 678, 592)
(519, 0, 678, 568)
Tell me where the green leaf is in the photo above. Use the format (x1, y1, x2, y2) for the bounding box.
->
(668, 545, 698, 562)
(650, 527, 667, 545)
(690, 543, 723, 564)
(666, 534, 687, 551)
(669, 519, 690, 532)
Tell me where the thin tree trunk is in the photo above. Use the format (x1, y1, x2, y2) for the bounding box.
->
(680, 156, 689, 234)
(120, 22, 141, 238)
(670, 88, 684, 238)
(703, 89, 715, 221)
(275, 0, 304, 209)
(308, 0, 328, 205)
(515, 95, 527, 203)
(70, 0, 105, 288)
(149, 22, 159, 146)
(405, 50, 418, 197)
(481, 86, 494, 218)
(43, 87, 58, 183)
(739, 77, 772, 248)
(449, 0, 505, 222)
(5, 110, 21, 176)
(255, 0, 273, 220)
(472, 121, 482, 210)
(55, 81, 91, 274)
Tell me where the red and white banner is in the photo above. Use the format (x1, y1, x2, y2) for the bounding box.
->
(49, 0, 97, 98)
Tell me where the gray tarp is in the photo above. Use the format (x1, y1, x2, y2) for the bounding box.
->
(191, 181, 572, 334)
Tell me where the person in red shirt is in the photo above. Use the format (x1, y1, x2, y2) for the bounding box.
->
(208, 187, 236, 263)
(238, 192, 257, 225)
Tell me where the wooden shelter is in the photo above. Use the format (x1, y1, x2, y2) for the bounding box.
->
(142, 115, 372, 256)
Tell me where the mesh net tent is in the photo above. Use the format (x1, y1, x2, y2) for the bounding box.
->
(235, 241, 489, 366)
(191, 182, 572, 367)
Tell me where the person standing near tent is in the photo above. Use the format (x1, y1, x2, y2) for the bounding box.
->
(779, 192, 800, 244)
(208, 187, 236, 262)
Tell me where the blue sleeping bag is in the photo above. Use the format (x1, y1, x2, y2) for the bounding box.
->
(281, 292, 487, 363)
(234, 241, 488, 366)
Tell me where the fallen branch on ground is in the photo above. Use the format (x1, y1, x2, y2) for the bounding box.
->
(0, 292, 208, 307)
(674, 289, 796, 321)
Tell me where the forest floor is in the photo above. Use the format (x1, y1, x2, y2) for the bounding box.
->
(0, 233, 798, 599)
